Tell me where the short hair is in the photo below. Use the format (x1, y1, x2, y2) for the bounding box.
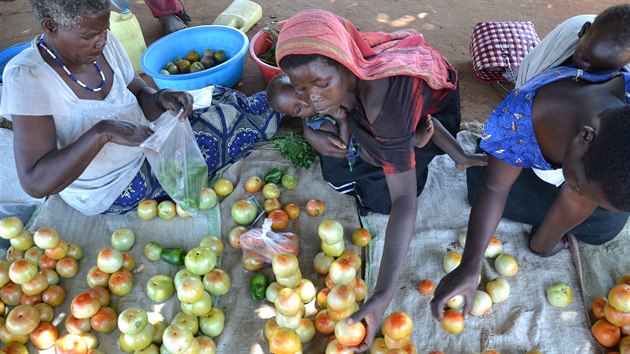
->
(591, 4, 630, 48)
(583, 105, 630, 211)
(266, 73, 289, 107)
(278, 54, 341, 72)
(29, 0, 110, 28)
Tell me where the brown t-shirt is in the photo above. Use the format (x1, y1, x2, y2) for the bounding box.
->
(348, 75, 451, 174)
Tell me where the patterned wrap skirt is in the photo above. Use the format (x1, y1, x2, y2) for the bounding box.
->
(104, 86, 282, 214)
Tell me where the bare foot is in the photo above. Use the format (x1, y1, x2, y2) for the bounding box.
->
(161, 15, 187, 34)
(454, 153, 488, 171)
(414, 116, 434, 148)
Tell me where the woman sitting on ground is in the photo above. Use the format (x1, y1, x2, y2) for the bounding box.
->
(431, 65, 630, 320)
(275, 9, 466, 349)
(0, 0, 281, 215)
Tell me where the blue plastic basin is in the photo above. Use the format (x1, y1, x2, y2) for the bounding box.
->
(0, 42, 30, 82)
(141, 25, 249, 90)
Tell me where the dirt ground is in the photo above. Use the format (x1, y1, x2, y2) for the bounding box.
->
(0, 0, 624, 125)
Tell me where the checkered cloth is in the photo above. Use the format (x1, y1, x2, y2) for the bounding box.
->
(470, 22, 540, 83)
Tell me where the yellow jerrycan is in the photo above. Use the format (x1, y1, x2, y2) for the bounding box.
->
(212, 0, 263, 34)
(109, 0, 147, 74)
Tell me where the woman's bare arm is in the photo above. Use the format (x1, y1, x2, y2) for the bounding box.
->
(12, 114, 152, 198)
(347, 168, 418, 351)
(432, 156, 522, 319)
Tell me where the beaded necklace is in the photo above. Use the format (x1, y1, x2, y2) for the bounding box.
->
(38, 35, 106, 92)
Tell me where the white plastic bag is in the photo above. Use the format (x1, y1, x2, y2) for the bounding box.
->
(141, 112, 208, 214)
(240, 218, 300, 263)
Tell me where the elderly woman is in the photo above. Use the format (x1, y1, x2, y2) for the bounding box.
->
(276, 9, 461, 349)
(0, 0, 281, 215)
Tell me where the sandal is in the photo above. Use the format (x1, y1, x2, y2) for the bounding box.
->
(527, 226, 570, 257)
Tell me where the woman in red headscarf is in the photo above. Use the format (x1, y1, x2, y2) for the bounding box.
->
(276, 9, 461, 350)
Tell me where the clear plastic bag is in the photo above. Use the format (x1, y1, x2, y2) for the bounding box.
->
(141, 112, 208, 214)
(240, 218, 300, 263)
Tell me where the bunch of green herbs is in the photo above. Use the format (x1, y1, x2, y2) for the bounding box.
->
(273, 133, 316, 168)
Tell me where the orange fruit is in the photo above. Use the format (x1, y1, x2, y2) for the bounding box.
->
(591, 318, 621, 348)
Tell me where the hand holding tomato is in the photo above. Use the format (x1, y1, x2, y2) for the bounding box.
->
(344, 292, 391, 352)
(430, 263, 481, 320)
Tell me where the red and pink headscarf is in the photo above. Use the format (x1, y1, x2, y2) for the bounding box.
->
(275, 9, 456, 91)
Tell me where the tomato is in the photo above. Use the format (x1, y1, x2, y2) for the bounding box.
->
(591, 318, 620, 347)
(608, 284, 630, 313)
(137, 199, 158, 221)
(334, 320, 366, 347)
(262, 183, 281, 199)
(6, 304, 40, 336)
(592, 297, 607, 320)
(213, 178, 234, 197)
(440, 309, 465, 334)
(244, 176, 263, 193)
(314, 310, 335, 335)
(351, 228, 371, 247)
(418, 279, 435, 295)
(603, 302, 630, 327)
(268, 210, 290, 231)
(269, 327, 302, 354)
(30, 321, 58, 349)
(228, 226, 247, 249)
(283, 203, 300, 220)
(231, 200, 259, 226)
(281, 174, 298, 190)
(305, 199, 325, 216)
(382, 311, 413, 340)
(263, 198, 282, 214)
(90, 306, 117, 333)
(42, 284, 65, 307)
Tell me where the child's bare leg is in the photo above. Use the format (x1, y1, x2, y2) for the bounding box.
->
(429, 116, 488, 171)
(414, 116, 434, 148)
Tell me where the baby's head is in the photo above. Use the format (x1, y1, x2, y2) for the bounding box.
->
(266, 73, 316, 118)
(573, 4, 630, 72)
(568, 106, 630, 211)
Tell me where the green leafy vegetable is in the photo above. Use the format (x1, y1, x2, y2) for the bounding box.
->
(273, 133, 316, 169)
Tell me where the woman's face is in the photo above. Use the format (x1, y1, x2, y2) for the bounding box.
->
(285, 58, 354, 117)
(562, 126, 617, 210)
(50, 11, 110, 65)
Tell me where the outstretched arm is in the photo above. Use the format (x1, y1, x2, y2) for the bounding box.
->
(430, 116, 487, 171)
(346, 168, 418, 352)
(431, 155, 521, 319)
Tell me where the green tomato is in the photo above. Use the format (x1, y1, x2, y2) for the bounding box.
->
(281, 174, 298, 190)
(143, 241, 163, 262)
(546, 281, 573, 307)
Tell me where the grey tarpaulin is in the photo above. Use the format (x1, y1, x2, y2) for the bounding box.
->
(23, 145, 362, 353)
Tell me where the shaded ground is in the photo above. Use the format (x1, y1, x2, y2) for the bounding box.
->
(0, 0, 622, 126)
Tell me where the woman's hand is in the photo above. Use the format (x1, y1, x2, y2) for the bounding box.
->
(303, 126, 349, 158)
(345, 292, 391, 352)
(155, 89, 194, 120)
(97, 120, 153, 146)
(430, 263, 481, 320)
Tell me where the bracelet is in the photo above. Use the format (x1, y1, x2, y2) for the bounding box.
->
(152, 89, 168, 110)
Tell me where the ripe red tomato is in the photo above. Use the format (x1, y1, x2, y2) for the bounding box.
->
(591, 318, 620, 347)
(268, 210, 290, 231)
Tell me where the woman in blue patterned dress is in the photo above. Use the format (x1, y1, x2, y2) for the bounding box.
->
(431, 66, 630, 320)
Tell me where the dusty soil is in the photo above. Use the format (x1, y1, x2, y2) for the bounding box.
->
(0, 0, 623, 126)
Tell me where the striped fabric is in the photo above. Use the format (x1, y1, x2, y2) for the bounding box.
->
(275, 9, 456, 91)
